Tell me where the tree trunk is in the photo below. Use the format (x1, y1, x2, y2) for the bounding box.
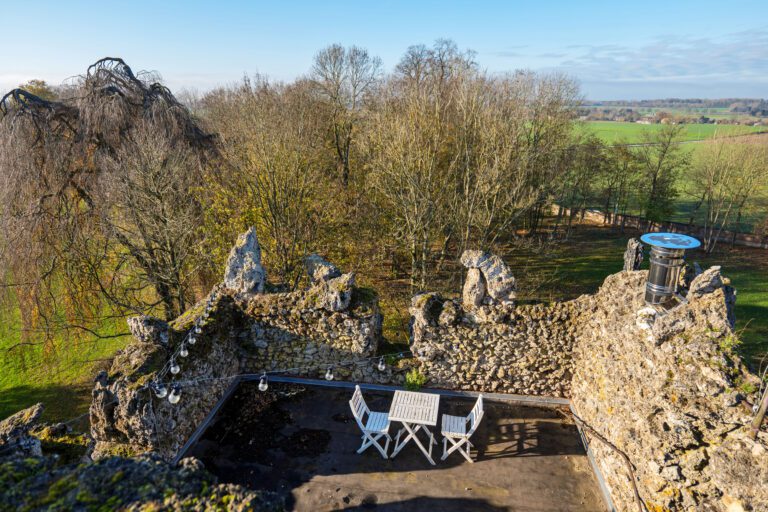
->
(410, 237, 418, 292)
(420, 234, 429, 291)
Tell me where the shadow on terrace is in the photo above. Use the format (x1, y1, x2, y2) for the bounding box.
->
(187, 382, 606, 511)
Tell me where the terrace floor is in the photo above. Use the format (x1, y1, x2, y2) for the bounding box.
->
(187, 382, 607, 511)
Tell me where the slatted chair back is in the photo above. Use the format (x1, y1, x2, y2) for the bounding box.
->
(349, 385, 370, 430)
(466, 394, 484, 436)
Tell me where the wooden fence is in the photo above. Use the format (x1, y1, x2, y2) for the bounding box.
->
(558, 206, 768, 249)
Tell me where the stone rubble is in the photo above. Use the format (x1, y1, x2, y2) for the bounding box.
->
(462, 268, 486, 309)
(411, 291, 581, 397)
(126, 316, 169, 345)
(308, 272, 356, 312)
(304, 254, 342, 283)
(0, 450, 282, 511)
(571, 269, 767, 511)
(460, 250, 516, 304)
(90, 228, 387, 460)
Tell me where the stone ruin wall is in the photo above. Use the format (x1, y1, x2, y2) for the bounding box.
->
(408, 248, 767, 510)
(410, 292, 585, 397)
(570, 269, 767, 511)
(89, 231, 768, 510)
(409, 248, 590, 397)
(90, 229, 391, 460)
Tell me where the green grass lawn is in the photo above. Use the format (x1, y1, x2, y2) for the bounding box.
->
(0, 303, 130, 422)
(580, 121, 765, 145)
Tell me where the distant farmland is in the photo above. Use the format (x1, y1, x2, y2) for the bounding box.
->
(580, 121, 765, 144)
(575, 121, 768, 232)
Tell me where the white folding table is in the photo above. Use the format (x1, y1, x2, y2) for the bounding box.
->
(388, 390, 440, 465)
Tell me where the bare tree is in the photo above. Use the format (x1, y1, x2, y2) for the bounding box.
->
(365, 78, 452, 290)
(311, 44, 381, 186)
(368, 41, 580, 288)
(601, 142, 642, 231)
(450, 71, 578, 252)
(203, 76, 328, 288)
(635, 125, 688, 224)
(689, 135, 768, 253)
(96, 120, 204, 318)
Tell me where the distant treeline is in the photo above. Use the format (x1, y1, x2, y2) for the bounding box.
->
(584, 98, 768, 118)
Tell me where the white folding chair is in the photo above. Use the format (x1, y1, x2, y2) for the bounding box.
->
(349, 385, 392, 459)
(441, 394, 484, 463)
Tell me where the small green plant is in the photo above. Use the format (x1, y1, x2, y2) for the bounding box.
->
(718, 334, 741, 353)
(404, 369, 427, 391)
(738, 381, 758, 395)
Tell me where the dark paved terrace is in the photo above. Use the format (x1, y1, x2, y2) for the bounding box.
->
(188, 382, 606, 511)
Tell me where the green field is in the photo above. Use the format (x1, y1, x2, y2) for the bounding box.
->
(578, 121, 768, 230)
(581, 121, 765, 144)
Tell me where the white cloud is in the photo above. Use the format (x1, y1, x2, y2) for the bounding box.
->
(490, 27, 768, 98)
(553, 28, 768, 85)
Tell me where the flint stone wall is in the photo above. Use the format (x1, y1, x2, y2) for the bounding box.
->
(571, 270, 767, 511)
(237, 285, 392, 384)
(90, 293, 242, 460)
(87, 233, 768, 510)
(91, 276, 384, 461)
(410, 293, 584, 397)
(410, 264, 766, 510)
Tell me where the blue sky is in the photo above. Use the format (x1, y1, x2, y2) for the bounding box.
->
(0, 0, 766, 100)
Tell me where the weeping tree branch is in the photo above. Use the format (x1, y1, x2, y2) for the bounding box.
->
(0, 58, 218, 349)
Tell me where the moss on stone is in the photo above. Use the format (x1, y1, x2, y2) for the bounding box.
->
(101, 442, 140, 458)
(35, 431, 89, 465)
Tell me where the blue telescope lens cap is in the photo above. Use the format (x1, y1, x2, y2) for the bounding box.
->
(640, 233, 701, 250)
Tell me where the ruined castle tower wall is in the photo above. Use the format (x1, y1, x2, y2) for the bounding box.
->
(570, 270, 766, 511)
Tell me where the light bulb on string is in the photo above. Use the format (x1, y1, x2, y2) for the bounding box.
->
(179, 344, 189, 358)
(194, 325, 202, 335)
(168, 385, 181, 404)
(170, 358, 180, 375)
(152, 381, 168, 399)
(325, 367, 334, 381)
(378, 357, 386, 372)
(258, 373, 268, 392)
(188, 335, 196, 345)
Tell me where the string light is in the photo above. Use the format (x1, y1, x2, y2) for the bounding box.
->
(151, 381, 168, 398)
(149, 292, 413, 401)
(168, 385, 181, 404)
